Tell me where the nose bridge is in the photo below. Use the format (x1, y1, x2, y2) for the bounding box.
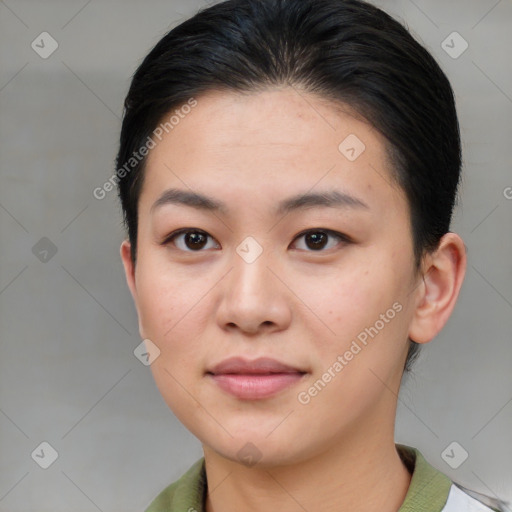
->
(215, 235, 290, 333)
(230, 236, 275, 298)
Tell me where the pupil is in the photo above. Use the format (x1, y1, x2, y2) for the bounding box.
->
(186, 232, 207, 250)
(306, 232, 327, 250)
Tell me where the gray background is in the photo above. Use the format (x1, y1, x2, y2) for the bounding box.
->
(1, 0, 511, 511)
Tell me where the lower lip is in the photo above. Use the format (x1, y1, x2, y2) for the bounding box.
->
(208, 372, 305, 400)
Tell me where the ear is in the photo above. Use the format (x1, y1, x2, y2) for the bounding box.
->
(120, 239, 145, 339)
(408, 232, 467, 344)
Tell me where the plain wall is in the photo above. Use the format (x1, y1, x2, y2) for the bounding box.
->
(1, 1, 511, 510)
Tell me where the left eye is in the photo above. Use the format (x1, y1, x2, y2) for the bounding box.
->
(162, 228, 349, 252)
(291, 229, 349, 251)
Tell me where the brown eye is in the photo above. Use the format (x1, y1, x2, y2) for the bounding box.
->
(163, 229, 219, 252)
(292, 229, 349, 252)
(183, 231, 208, 250)
(305, 231, 328, 250)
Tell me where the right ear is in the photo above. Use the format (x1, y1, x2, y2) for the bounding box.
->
(120, 239, 145, 339)
(120, 239, 137, 300)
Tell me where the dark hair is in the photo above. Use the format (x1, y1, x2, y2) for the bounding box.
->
(116, 0, 462, 372)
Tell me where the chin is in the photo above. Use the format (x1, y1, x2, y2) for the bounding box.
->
(199, 424, 316, 469)
(210, 440, 300, 468)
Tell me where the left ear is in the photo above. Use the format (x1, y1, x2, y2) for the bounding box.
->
(408, 232, 467, 344)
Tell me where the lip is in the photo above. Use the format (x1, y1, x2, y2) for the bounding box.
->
(208, 356, 305, 375)
(206, 357, 307, 400)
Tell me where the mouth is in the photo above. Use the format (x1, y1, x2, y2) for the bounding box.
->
(206, 357, 308, 400)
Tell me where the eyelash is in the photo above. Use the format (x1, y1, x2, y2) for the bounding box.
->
(161, 228, 352, 253)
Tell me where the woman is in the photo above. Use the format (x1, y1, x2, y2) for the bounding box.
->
(116, 0, 509, 510)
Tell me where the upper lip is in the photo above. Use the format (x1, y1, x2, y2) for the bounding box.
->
(207, 357, 306, 375)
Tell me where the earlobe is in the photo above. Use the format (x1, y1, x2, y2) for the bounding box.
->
(408, 233, 467, 344)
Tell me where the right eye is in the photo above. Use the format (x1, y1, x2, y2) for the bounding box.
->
(161, 228, 220, 252)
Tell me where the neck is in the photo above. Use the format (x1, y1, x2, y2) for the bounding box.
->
(203, 411, 411, 512)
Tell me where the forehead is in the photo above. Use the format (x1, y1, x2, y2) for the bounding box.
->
(148, 87, 377, 156)
(139, 87, 406, 219)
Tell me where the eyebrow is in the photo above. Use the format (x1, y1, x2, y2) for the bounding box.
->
(150, 187, 370, 216)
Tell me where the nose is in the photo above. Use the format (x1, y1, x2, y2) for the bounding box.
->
(215, 245, 292, 335)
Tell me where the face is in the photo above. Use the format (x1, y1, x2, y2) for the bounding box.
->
(122, 87, 424, 466)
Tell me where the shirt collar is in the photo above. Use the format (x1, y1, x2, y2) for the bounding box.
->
(396, 443, 453, 511)
(151, 444, 452, 512)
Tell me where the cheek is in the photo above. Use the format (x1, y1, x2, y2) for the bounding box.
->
(136, 265, 209, 412)
(293, 255, 410, 379)
(296, 262, 396, 337)
(135, 259, 212, 358)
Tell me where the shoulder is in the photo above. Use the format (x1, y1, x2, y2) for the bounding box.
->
(144, 457, 206, 512)
(143, 448, 510, 512)
(396, 444, 510, 512)
(445, 483, 510, 512)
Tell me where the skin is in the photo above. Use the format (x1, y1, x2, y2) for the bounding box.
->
(121, 87, 466, 512)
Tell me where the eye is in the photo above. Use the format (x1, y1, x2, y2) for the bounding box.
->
(162, 228, 351, 253)
(291, 229, 350, 252)
(162, 228, 219, 252)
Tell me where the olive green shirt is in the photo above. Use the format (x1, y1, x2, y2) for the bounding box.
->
(144, 444, 503, 511)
